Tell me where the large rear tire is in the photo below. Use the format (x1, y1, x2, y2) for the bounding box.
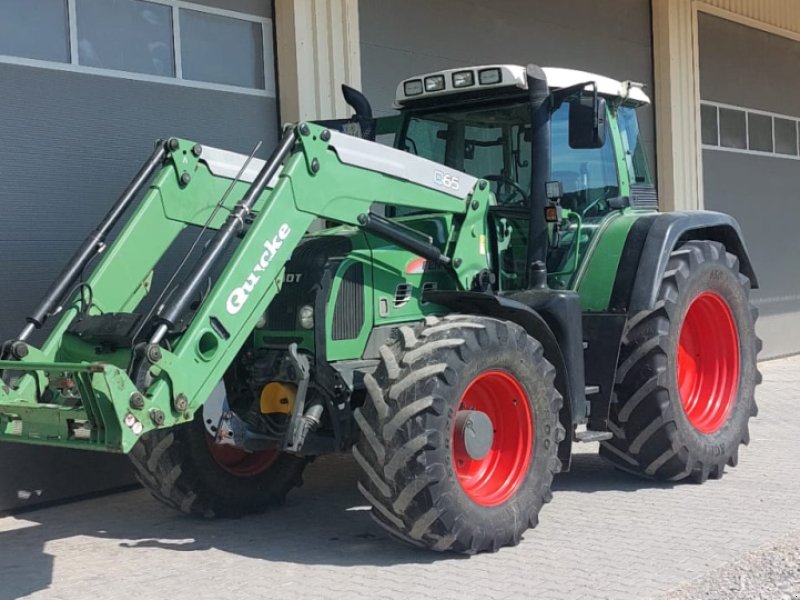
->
(600, 240, 761, 482)
(353, 315, 563, 553)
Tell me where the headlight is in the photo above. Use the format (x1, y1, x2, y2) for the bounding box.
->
(424, 75, 446, 92)
(404, 79, 423, 96)
(478, 67, 502, 85)
(255, 313, 268, 329)
(452, 70, 475, 88)
(298, 305, 314, 330)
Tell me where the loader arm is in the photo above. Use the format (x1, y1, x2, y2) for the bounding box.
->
(0, 123, 493, 453)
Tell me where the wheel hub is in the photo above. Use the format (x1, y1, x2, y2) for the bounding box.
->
(202, 381, 280, 478)
(452, 370, 534, 507)
(677, 291, 740, 434)
(454, 410, 494, 460)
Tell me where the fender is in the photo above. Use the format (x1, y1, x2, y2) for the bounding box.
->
(610, 211, 759, 313)
(424, 290, 575, 471)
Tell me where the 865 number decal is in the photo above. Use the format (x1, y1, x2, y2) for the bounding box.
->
(434, 169, 460, 191)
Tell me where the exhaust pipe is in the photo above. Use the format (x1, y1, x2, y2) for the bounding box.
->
(524, 64, 551, 288)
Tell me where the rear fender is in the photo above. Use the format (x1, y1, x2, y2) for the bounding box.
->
(611, 211, 758, 312)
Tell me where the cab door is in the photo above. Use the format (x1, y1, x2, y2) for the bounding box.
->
(544, 100, 622, 290)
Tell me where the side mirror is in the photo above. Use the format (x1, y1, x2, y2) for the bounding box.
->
(569, 95, 606, 149)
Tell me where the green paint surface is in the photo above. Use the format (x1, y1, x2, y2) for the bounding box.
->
(0, 125, 488, 453)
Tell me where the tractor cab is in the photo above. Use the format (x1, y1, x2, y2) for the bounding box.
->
(390, 64, 654, 290)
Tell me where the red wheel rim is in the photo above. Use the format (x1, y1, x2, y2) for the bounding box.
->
(452, 370, 533, 507)
(205, 434, 279, 478)
(677, 291, 740, 434)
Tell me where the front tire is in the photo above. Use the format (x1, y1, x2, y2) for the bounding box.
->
(129, 383, 308, 518)
(600, 241, 761, 482)
(353, 315, 563, 553)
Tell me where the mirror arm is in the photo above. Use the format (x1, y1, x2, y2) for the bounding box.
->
(548, 81, 597, 111)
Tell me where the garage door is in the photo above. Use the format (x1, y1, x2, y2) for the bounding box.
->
(698, 13, 800, 358)
(359, 0, 655, 166)
(0, 0, 277, 510)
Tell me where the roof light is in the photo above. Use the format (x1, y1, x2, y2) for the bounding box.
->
(425, 75, 446, 92)
(479, 68, 502, 85)
(452, 70, 475, 88)
(404, 79, 423, 96)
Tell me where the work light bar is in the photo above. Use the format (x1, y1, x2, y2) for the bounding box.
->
(395, 65, 528, 107)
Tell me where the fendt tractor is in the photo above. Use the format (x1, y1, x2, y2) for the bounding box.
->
(0, 64, 760, 553)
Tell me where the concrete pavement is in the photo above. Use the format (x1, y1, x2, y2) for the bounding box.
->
(2, 356, 799, 600)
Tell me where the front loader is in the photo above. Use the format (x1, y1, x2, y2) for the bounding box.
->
(0, 64, 760, 553)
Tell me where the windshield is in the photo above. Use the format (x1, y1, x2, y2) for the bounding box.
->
(399, 101, 532, 206)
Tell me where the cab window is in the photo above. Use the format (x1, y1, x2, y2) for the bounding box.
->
(550, 101, 619, 218)
(617, 106, 652, 185)
(400, 101, 532, 207)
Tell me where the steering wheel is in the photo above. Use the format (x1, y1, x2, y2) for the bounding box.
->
(482, 175, 529, 205)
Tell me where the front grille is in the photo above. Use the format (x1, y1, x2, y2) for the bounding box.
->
(332, 262, 365, 340)
(394, 283, 412, 308)
(265, 235, 351, 330)
(630, 184, 659, 209)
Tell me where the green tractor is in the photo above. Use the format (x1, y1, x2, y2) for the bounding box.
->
(0, 64, 760, 554)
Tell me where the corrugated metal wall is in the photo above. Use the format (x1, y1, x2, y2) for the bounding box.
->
(697, 0, 800, 35)
(697, 11, 800, 358)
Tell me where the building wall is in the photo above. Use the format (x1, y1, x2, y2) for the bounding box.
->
(697, 0, 800, 35)
(697, 12, 800, 358)
(0, 0, 277, 511)
(358, 0, 655, 165)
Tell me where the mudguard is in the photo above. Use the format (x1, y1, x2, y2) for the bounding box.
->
(610, 210, 758, 313)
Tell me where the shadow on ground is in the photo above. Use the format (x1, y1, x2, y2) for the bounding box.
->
(0, 451, 671, 599)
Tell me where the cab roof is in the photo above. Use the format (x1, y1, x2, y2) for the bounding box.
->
(394, 64, 650, 108)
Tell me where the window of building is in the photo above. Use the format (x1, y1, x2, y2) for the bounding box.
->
(77, 0, 175, 77)
(0, 0, 70, 63)
(774, 118, 799, 156)
(700, 103, 719, 146)
(719, 108, 747, 150)
(180, 9, 265, 89)
(0, 0, 272, 96)
(747, 112, 773, 153)
(702, 101, 800, 160)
